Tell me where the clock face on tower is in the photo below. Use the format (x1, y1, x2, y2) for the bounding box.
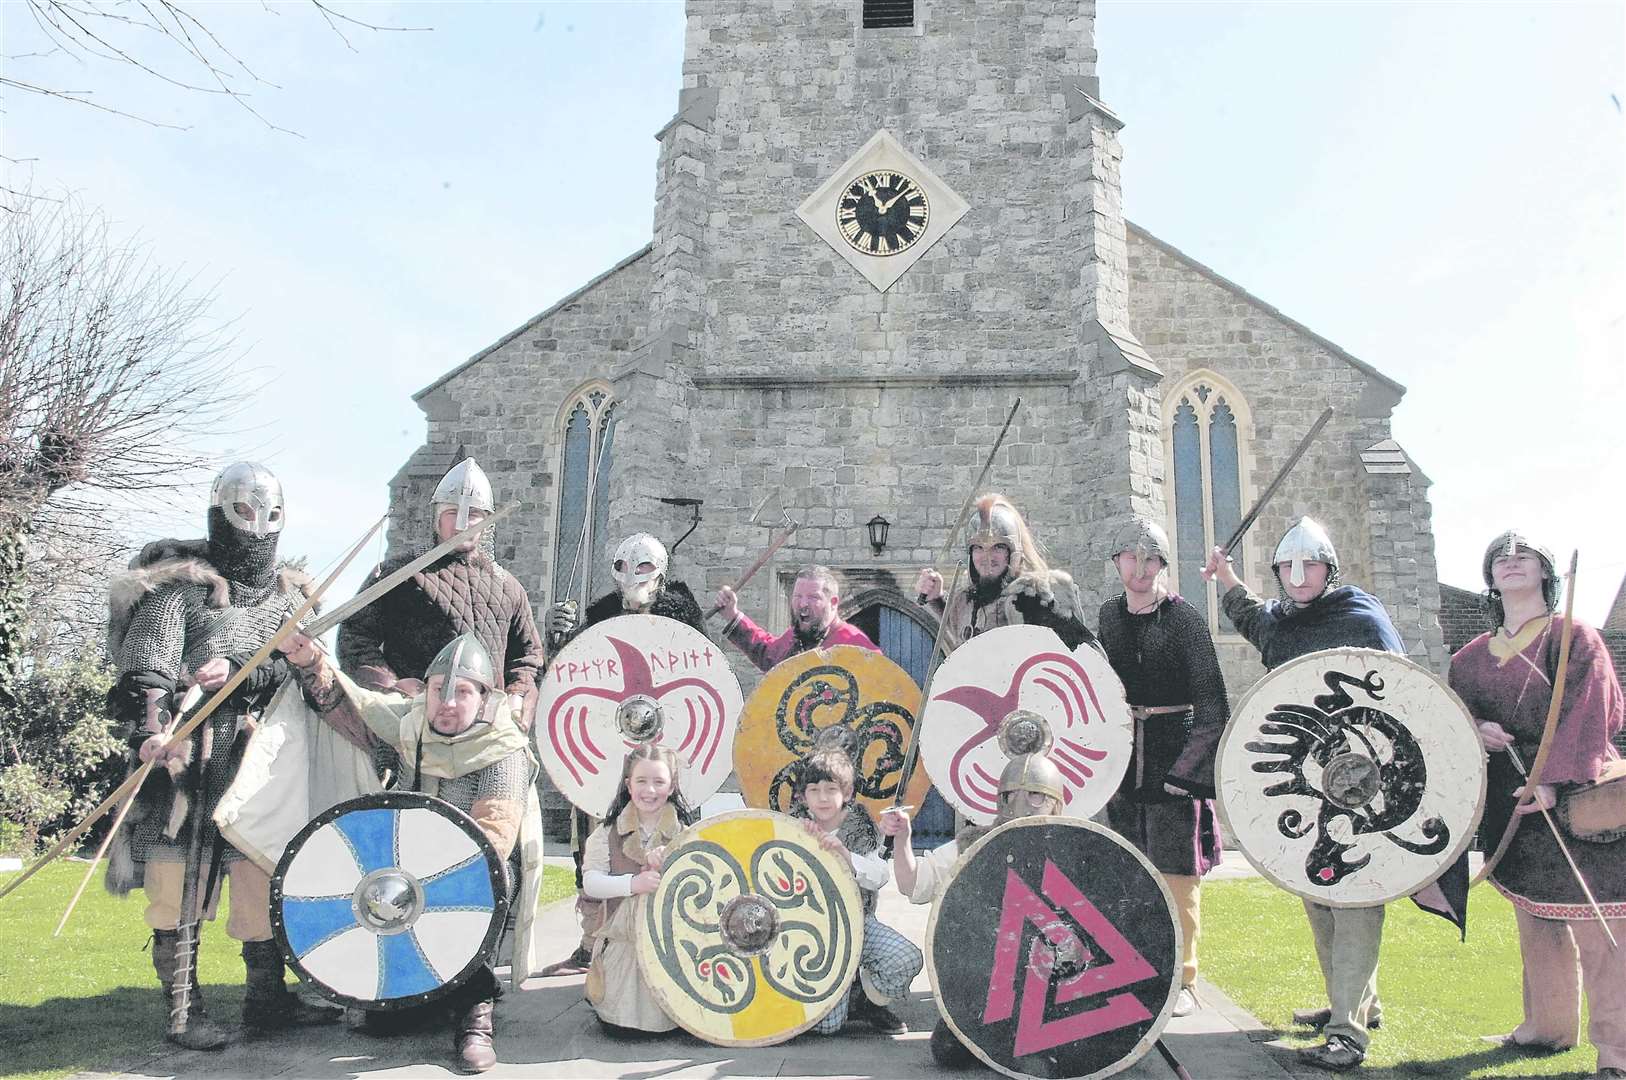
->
(837, 170, 930, 256)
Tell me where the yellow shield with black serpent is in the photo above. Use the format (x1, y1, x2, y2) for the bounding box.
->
(733, 645, 931, 818)
(635, 809, 864, 1045)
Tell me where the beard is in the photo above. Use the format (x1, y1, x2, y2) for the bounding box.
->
(969, 565, 1005, 608)
(620, 577, 661, 611)
(791, 615, 827, 648)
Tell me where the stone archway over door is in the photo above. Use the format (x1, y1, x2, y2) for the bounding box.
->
(846, 591, 955, 850)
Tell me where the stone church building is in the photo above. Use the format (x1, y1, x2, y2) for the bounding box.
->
(387, 0, 1446, 813)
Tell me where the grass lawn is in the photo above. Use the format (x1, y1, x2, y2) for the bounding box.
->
(1202, 878, 1600, 1078)
(0, 860, 574, 1080)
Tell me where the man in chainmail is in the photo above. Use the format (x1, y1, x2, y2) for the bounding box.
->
(1098, 518, 1230, 1019)
(105, 462, 336, 1050)
(278, 631, 543, 1075)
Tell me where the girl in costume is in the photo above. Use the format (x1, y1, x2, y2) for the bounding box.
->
(1449, 531, 1625, 1079)
(580, 743, 697, 1035)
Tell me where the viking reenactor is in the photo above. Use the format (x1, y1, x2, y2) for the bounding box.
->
(276, 630, 544, 1074)
(336, 458, 544, 731)
(790, 748, 922, 1036)
(1449, 531, 1625, 1077)
(1203, 516, 1404, 1071)
(915, 493, 1098, 655)
(543, 531, 707, 976)
(105, 462, 336, 1049)
(715, 564, 878, 671)
(880, 752, 1065, 1066)
(579, 743, 697, 1035)
(1099, 518, 1228, 1018)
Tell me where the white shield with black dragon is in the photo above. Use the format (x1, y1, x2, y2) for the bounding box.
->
(536, 614, 743, 815)
(1216, 648, 1486, 906)
(919, 625, 1133, 824)
(269, 792, 508, 1010)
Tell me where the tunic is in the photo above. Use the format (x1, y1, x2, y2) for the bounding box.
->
(723, 614, 879, 673)
(1098, 593, 1229, 876)
(580, 815, 683, 1032)
(1448, 616, 1626, 919)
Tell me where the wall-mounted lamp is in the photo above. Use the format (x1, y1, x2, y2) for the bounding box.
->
(866, 514, 891, 556)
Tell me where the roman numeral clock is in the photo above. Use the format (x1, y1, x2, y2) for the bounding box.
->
(797, 130, 970, 292)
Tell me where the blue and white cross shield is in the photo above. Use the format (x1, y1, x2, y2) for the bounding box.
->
(270, 791, 508, 1010)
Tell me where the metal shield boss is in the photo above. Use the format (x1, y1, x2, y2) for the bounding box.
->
(928, 818, 1180, 1080)
(270, 792, 508, 1009)
(636, 809, 864, 1045)
(920, 625, 1133, 824)
(1217, 648, 1487, 905)
(537, 614, 743, 814)
(734, 644, 931, 818)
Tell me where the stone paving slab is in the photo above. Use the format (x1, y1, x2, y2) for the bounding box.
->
(75, 862, 1294, 1080)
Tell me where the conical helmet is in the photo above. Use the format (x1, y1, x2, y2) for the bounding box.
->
(1110, 517, 1170, 577)
(432, 458, 494, 531)
(1481, 529, 1556, 589)
(1273, 516, 1339, 588)
(998, 752, 1064, 807)
(424, 633, 497, 708)
(967, 494, 1025, 569)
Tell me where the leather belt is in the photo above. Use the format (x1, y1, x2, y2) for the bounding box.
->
(1131, 704, 1193, 719)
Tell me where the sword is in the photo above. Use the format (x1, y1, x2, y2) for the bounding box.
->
(893, 398, 1022, 804)
(1209, 406, 1333, 568)
(170, 718, 214, 1037)
(1502, 745, 1618, 950)
(0, 513, 383, 904)
(304, 505, 514, 637)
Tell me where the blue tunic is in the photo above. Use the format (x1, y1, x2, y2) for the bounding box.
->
(1221, 584, 1405, 670)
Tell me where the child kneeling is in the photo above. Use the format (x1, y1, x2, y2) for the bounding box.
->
(580, 744, 695, 1035)
(791, 749, 923, 1035)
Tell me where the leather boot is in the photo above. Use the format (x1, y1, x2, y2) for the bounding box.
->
(150, 929, 230, 1051)
(241, 939, 340, 1031)
(454, 999, 498, 1073)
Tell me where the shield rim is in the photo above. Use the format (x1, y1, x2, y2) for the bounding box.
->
(919, 624, 1134, 824)
(269, 790, 509, 1011)
(733, 644, 932, 817)
(1215, 646, 1488, 907)
(633, 807, 865, 1047)
(924, 816, 1182, 1080)
(535, 613, 742, 815)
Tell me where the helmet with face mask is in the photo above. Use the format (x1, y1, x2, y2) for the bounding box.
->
(1272, 516, 1340, 597)
(612, 533, 668, 609)
(207, 462, 284, 589)
(432, 458, 495, 532)
(424, 632, 498, 712)
(994, 752, 1065, 822)
(1111, 517, 1171, 579)
(967, 494, 1025, 579)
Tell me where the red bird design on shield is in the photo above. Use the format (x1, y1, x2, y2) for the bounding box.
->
(545, 635, 728, 786)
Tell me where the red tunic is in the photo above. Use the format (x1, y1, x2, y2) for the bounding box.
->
(1448, 616, 1626, 919)
(723, 613, 879, 673)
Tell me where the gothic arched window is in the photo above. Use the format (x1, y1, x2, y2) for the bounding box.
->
(553, 384, 618, 607)
(1164, 372, 1254, 634)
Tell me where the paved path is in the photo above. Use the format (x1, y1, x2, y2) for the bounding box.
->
(76, 853, 1299, 1080)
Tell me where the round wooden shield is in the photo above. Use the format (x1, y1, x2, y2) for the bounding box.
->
(927, 818, 1180, 1080)
(734, 645, 931, 817)
(270, 792, 507, 1010)
(636, 808, 864, 1046)
(920, 625, 1132, 824)
(1217, 648, 1487, 906)
(536, 614, 743, 816)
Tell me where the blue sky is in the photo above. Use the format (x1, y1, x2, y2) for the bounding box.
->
(4, 1, 1622, 626)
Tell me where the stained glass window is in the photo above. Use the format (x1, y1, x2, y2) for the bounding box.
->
(1165, 376, 1251, 634)
(553, 387, 618, 607)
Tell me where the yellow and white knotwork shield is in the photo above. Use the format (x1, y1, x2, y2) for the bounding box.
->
(635, 809, 864, 1045)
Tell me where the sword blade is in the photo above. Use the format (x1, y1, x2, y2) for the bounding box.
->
(1220, 406, 1334, 556)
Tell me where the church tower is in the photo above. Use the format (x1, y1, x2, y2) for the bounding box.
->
(608, 0, 1164, 617)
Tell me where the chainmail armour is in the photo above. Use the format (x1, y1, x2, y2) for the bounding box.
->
(115, 577, 301, 865)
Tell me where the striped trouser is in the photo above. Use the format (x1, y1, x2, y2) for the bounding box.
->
(812, 913, 924, 1034)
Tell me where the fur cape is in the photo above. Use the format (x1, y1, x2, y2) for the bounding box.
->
(106, 538, 315, 660)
